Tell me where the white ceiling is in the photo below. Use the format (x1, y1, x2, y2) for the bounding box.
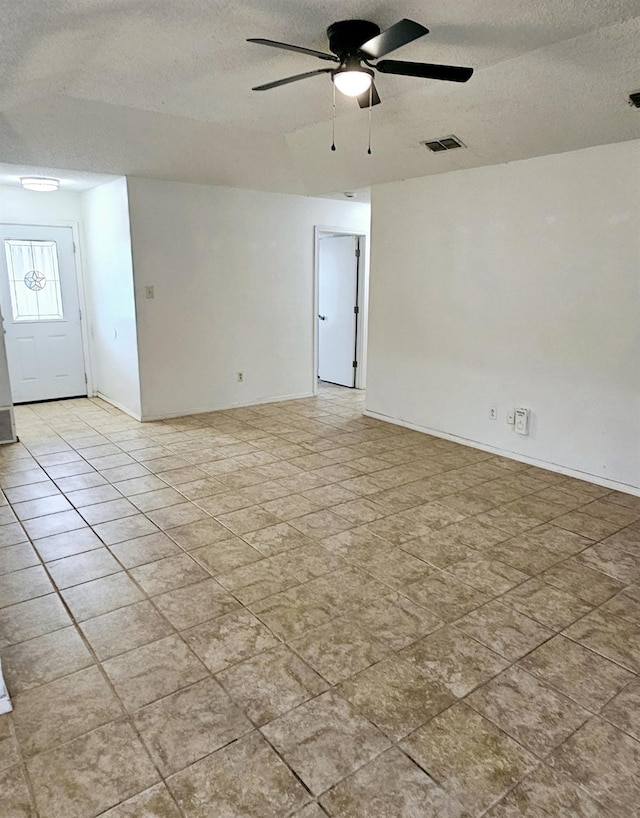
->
(2, 1, 640, 195)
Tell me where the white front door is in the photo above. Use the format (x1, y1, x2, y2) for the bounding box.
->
(318, 234, 360, 388)
(0, 225, 86, 403)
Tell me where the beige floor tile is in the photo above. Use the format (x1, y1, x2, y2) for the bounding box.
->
(65, 484, 122, 507)
(12, 666, 122, 757)
(261, 493, 322, 521)
(80, 600, 174, 660)
(135, 678, 251, 776)
(98, 783, 182, 817)
(27, 720, 159, 818)
(563, 609, 640, 673)
(457, 600, 553, 661)
(114, 474, 168, 496)
(130, 487, 185, 512)
(500, 577, 593, 630)
(484, 536, 564, 574)
(93, 514, 160, 545)
(191, 537, 262, 575)
(2, 626, 93, 693)
(0, 766, 35, 818)
(350, 593, 442, 651)
(153, 578, 240, 630)
(261, 691, 391, 796)
(293, 803, 328, 818)
(519, 635, 635, 710)
(22, 510, 87, 540)
(358, 548, 432, 589)
(109, 531, 181, 568)
(576, 542, 640, 583)
(243, 522, 316, 556)
(12, 494, 72, 520)
(217, 559, 298, 604)
(195, 491, 253, 516)
(467, 666, 590, 757)
(165, 517, 235, 550)
(270, 543, 347, 582)
(47, 547, 121, 589)
(103, 634, 208, 711)
(0, 718, 19, 771)
(338, 657, 454, 741)
(402, 702, 537, 814)
(446, 555, 529, 596)
(215, 506, 281, 536)
(290, 618, 388, 685)
(61, 572, 144, 621)
(290, 509, 354, 539)
(402, 572, 490, 621)
(79, 498, 139, 525)
(0, 565, 53, 608)
(32, 527, 104, 562)
(600, 678, 640, 740)
(553, 511, 623, 540)
(320, 747, 467, 818)
(0, 542, 39, 574)
(401, 625, 509, 698)
(486, 764, 614, 817)
(548, 718, 640, 815)
(167, 731, 310, 818)
(130, 553, 208, 596)
(0, 594, 71, 647)
(4, 479, 59, 503)
(217, 644, 328, 725)
(0, 521, 29, 547)
(600, 589, 640, 625)
(184, 609, 279, 673)
(401, 534, 478, 569)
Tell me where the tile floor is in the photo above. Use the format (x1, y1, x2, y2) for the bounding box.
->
(0, 383, 639, 816)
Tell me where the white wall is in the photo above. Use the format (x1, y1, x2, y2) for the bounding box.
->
(367, 140, 640, 492)
(81, 178, 141, 418)
(126, 178, 370, 419)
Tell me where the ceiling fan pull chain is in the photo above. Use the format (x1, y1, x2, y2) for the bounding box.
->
(331, 82, 336, 151)
(367, 84, 373, 154)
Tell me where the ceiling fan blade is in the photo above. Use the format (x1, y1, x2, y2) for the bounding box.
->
(359, 19, 429, 59)
(356, 82, 381, 108)
(376, 60, 474, 82)
(252, 68, 333, 91)
(247, 38, 338, 62)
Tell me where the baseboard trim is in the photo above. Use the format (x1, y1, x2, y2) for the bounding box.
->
(364, 409, 640, 497)
(95, 393, 142, 422)
(140, 391, 315, 422)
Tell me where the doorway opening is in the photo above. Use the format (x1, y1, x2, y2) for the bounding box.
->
(314, 228, 367, 392)
(0, 224, 88, 404)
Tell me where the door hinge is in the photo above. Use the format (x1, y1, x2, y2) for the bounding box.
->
(72, 242, 77, 254)
(352, 360, 358, 368)
(355, 246, 360, 258)
(79, 308, 82, 321)
(84, 373, 88, 385)
(354, 305, 359, 314)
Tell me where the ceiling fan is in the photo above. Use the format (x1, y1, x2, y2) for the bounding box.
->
(247, 18, 474, 108)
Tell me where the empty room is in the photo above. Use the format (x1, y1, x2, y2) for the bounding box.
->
(1, 2, 639, 817)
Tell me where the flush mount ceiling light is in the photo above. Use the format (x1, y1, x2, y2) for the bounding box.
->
(20, 177, 60, 192)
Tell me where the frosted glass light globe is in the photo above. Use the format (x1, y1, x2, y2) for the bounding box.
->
(333, 70, 372, 97)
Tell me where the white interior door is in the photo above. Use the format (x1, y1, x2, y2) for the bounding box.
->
(318, 234, 359, 387)
(0, 225, 86, 403)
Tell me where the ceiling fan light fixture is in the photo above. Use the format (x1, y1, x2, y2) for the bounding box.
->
(20, 177, 60, 192)
(332, 63, 373, 97)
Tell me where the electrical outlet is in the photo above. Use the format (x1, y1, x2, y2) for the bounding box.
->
(489, 406, 497, 420)
(507, 410, 515, 425)
(515, 408, 530, 435)
(237, 372, 243, 383)
(145, 285, 154, 299)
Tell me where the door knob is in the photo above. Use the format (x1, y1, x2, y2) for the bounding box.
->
(318, 314, 326, 321)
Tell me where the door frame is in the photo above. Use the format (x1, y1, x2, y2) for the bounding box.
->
(313, 226, 368, 396)
(0, 220, 94, 400)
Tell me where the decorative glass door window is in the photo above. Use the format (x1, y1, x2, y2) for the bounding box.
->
(3, 239, 64, 321)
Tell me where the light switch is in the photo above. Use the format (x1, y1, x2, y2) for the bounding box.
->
(514, 408, 530, 435)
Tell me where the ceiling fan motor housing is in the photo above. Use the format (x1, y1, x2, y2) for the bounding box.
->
(327, 20, 380, 58)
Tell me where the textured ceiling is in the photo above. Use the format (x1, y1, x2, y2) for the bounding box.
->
(2, 1, 640, 194)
